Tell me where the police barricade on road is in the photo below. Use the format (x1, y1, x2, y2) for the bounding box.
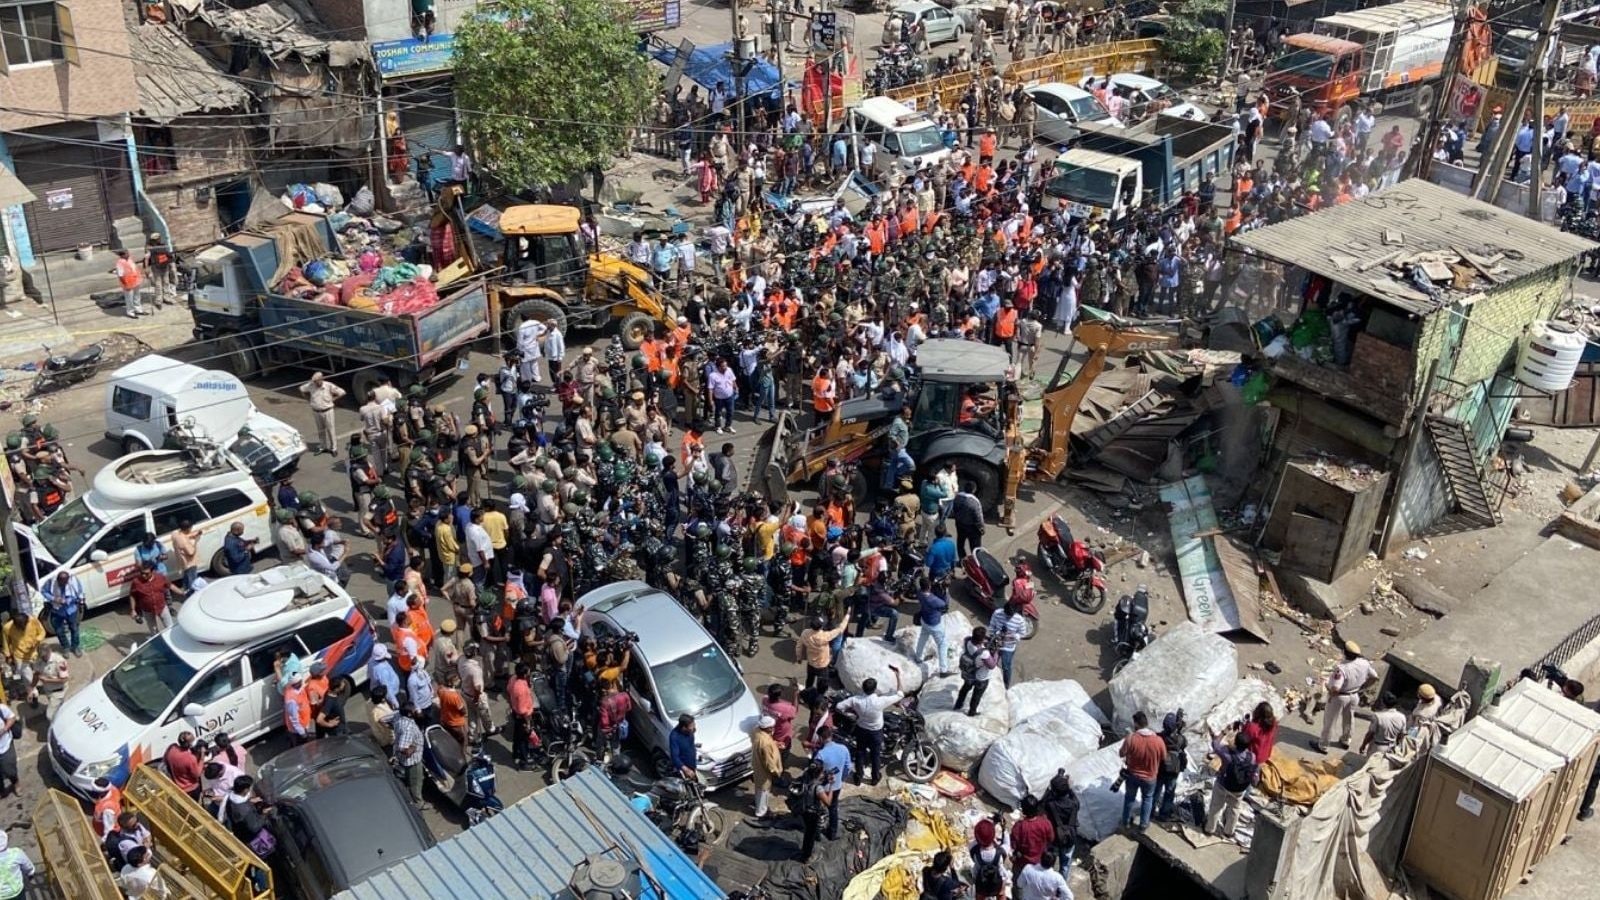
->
(885, 39, 1164, 112)
(32, 788, 122, 900)
(122, 767, 274, 900)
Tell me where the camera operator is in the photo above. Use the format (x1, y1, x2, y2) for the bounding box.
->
(955, 627, 999, 716)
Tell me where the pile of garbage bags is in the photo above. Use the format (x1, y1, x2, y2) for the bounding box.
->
(837, 639, 926, 697)
(922, 674, 1012, 771)
(1108, 622, 1238, 735)
(978, 699, 1104, 809)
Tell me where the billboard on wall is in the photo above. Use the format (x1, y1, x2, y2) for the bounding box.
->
(629, 0, 681, 32)
(373, 35, 457, 80)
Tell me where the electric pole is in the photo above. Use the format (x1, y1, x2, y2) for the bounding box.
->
(770, 0, 786, 99)
(1412, 0, 1474, 181)
(1218, 0, 1237, 85)
(1475, 0, 1561, 206)
(732, 0, 747, 142)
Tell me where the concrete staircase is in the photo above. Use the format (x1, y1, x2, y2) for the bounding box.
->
(111, 216, 150, 255)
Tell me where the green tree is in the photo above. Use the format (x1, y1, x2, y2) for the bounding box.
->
(454, 0, 654, 189)
(1162, 0, 1227, 76)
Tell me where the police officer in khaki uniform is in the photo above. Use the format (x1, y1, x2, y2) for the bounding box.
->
(299, 373, 347, 456)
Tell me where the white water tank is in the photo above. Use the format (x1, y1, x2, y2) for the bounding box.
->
(1517, 321, 1586, 392)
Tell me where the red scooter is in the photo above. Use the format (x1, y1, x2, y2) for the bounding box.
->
(1036, 514, 1108, 614)
(962, 548, 1039, 640)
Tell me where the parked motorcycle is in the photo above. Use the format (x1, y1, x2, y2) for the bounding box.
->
(1111, 585, 1155, 675)
(962, 547, 1038, 640)
(1035, 514, 1108, 614)
(541, 704, 591, 783)
(609, 760, 728, 843)
(28, 341, 104, 398)
(827, 688, 943, 783)
(419, 725, 505, 825)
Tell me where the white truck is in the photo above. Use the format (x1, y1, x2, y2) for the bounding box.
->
(1043, 114, 1236, 225)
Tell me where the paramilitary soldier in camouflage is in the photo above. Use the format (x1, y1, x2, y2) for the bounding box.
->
(709, 543, 740, 651)
(735, 557, 769, 658)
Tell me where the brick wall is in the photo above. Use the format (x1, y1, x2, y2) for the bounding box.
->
(1411, 266, 1574, 393)
(141, 120, 252, 247)
(0, 0, 139, 131)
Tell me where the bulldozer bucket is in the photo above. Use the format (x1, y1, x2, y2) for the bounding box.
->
(750, 411, 797, 504)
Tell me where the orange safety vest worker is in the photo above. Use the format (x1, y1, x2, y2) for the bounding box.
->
(305, 673, 330, 712)
(393, 626, 421, 672)
(283, 683, 312, 733)
(994, 307, 1018, 339)
(812, 375, 836, 414)
(900, 206, 920, 237)
(92, 785, 124, 837)
(866, 220, 887, 255)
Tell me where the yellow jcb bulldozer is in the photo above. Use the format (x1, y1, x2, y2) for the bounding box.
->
(432, 186, 677, 350)
(751, 315, 1182, 529)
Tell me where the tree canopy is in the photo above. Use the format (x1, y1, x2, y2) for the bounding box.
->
(1163, 0, 1227, 75)
(454, 0, 655, 188)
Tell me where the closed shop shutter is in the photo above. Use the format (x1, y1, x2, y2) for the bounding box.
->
(400, 84, 456, 188)
(14, 142, 110, 253)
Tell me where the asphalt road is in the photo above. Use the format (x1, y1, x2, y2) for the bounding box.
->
(0, 55, 1435, 872)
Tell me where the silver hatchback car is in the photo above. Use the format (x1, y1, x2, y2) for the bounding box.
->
(580, 581, 761, 790)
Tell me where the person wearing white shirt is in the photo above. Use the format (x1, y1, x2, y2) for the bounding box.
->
(466, 511, 494, 586)
(386, 583, 411, 630)
(1307, 115, 1334, 147)
(543, 323, 566, 380)
(834, 670, 904, 785)
(1017, 852, 1074, 899)
(516, 313, 546, 383)
(706, 223, 732, 269)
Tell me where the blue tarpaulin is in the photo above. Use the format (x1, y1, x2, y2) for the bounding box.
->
(650, 42, 783, 98)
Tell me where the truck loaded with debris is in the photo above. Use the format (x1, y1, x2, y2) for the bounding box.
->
(1043, 114, 1234, 225)
(187, 209, 490, 403)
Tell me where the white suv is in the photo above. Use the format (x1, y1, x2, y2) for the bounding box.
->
(48, 565, 374, 796)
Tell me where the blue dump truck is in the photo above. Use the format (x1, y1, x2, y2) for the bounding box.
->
(188, 211, 489, 403)
(1043, 113, 1235, 226)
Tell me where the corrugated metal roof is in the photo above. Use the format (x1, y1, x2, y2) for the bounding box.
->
(1230, 180, 1597, 315)
(129, 24, 252, 124)
(334, 767, 727, 900)
(1433, 717, 1564, 801)
(1484, 681, 1600, 762)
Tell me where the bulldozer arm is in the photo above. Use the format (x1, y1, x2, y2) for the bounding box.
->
(1032, 317, 1183, 482)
